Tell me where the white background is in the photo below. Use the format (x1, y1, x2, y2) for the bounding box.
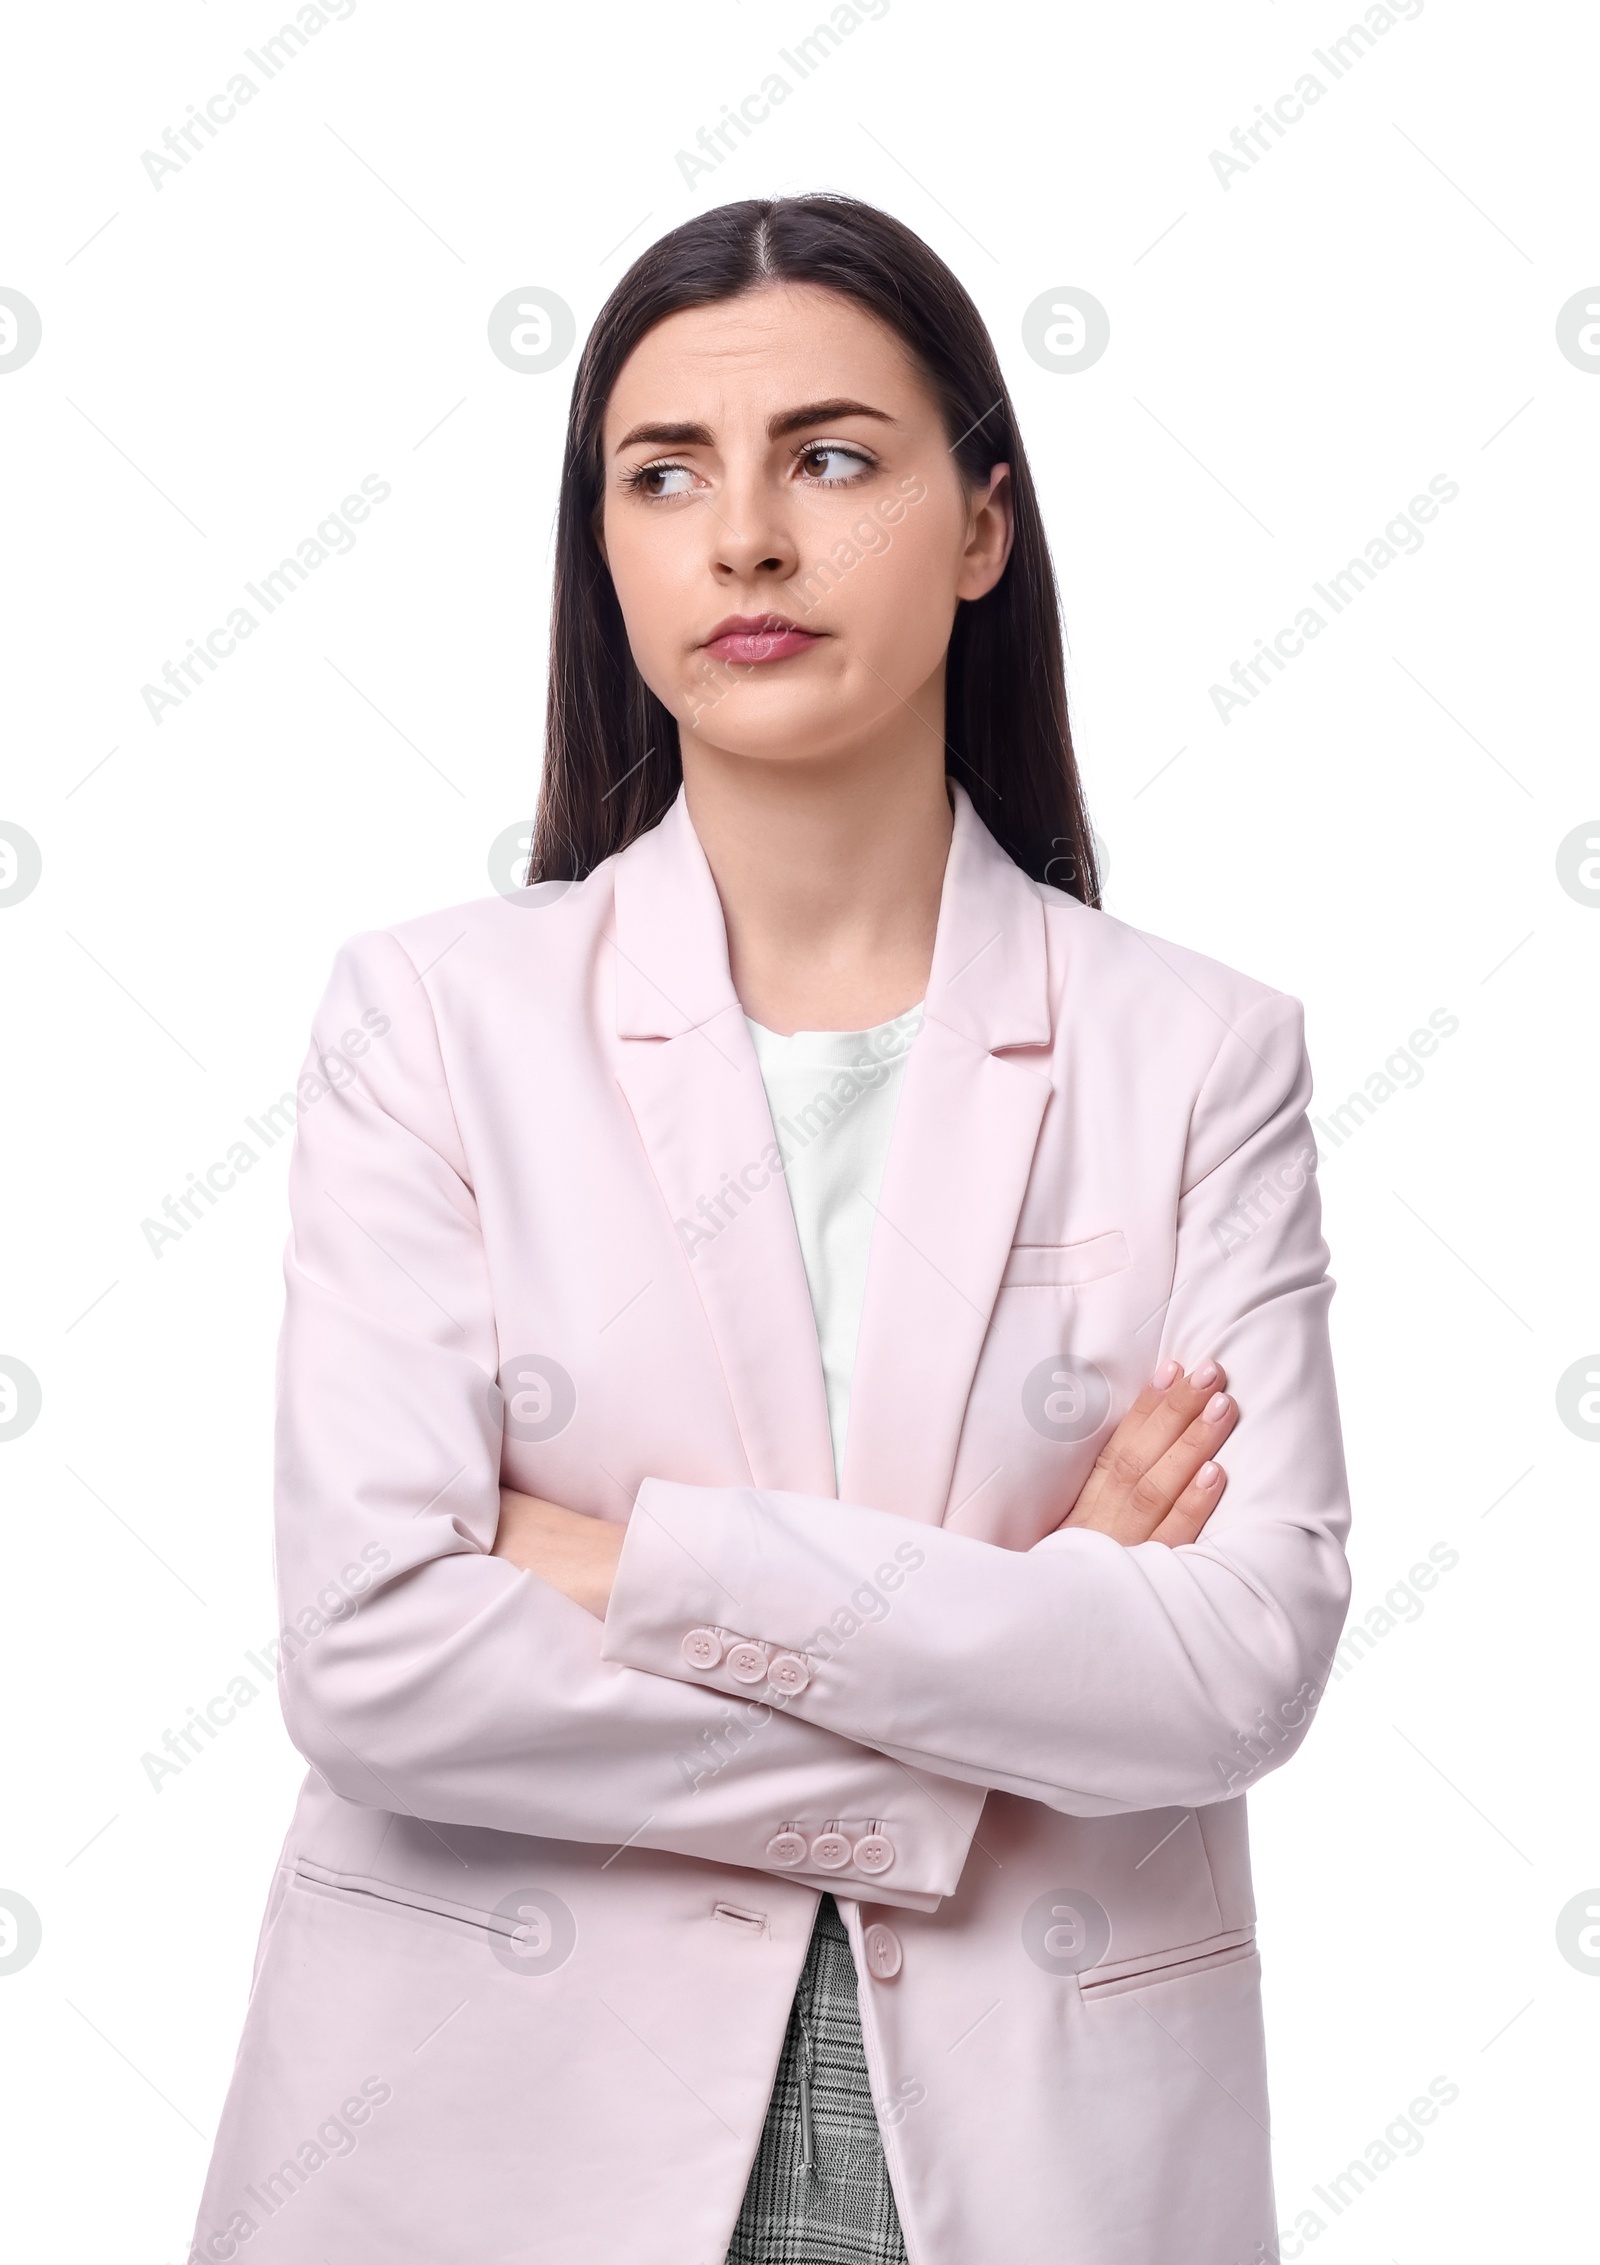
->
(2, 1, 1595, 2257)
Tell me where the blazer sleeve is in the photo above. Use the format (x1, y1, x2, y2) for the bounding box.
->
(270, 930, 985, 1910)
(601, 991, 1354, 1818)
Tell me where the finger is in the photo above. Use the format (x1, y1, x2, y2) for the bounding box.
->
(1103, 1363, 1189, 1442)
(1088, 1360, 1224, 1480)
(1148, 1458, 1228, 1547)
(1093, 1360, 1229, 1501)
(1067, 1361, 1225, 1535)
(1130, 1389, 1239, 1517)
(1067, 1381, 1173, 1523)
(1126, 1359, 1229, 1459)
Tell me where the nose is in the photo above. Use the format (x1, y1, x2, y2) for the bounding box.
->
(705, 461, 799, 587)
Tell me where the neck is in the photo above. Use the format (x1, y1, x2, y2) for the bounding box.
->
(679, 709, 954, 1036)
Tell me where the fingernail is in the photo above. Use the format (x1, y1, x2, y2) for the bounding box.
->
(1196, 1460, 1220, 1488)
(1153, 1359, 1181, 1389)
(1188, 1360, 1221, 1390)
(1204, 1391, 1230, 1423)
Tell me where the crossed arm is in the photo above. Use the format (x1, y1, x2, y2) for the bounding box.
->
(499, 995, 1350, 1820)
(493, 1357, 1242, 1610)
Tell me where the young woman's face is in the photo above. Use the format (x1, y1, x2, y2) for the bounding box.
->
(597, 282, 1012, 769)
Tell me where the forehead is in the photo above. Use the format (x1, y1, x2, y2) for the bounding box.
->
(602, 283, 929, 443)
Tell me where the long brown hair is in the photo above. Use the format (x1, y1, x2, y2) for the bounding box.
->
(531, 193, 1099, 903)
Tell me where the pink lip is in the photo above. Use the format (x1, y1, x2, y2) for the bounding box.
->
(701, 615, 824, 665)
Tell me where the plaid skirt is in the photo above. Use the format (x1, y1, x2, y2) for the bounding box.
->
(724, 1895, 908, 2265)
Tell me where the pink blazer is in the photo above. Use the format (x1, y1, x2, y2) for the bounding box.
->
(189, 782, 1351, 2265)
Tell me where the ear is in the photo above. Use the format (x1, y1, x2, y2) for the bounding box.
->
(955, 463, 1013, 602)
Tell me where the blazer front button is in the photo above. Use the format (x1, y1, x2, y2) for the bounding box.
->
(725, 1641, 770, 1684)
(853, 1832, 895, 1875)
(810, 1829, 853, 1871)
(766, 1830, 808, 1867)
(681, 1627, 724, 1670)
(768, 1651, 811, 1694)
(863, 1923, 903, 1979)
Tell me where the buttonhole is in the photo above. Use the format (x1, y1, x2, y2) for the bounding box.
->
(712, 1902, 768, 1933)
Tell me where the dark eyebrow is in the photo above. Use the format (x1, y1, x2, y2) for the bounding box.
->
(612, 420, 713, 452)
(768, 397, 897, 440)
(611, 398, 898, 453)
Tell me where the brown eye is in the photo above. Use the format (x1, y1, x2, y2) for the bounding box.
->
(627, 461, 695, 499)
(795, 443, 872, 484)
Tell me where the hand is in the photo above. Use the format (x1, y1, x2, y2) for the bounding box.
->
(493, 1486, 625, 1618)
(1057, 1359, 1238, 1550)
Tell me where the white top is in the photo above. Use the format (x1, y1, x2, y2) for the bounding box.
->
(746, 1003, 924, 1489)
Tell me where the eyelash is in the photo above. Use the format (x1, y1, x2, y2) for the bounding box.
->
(620, 440, 877, 499)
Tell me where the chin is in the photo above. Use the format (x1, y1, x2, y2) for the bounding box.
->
(685, 731, 847, 769)
(682, 693, 855, 755)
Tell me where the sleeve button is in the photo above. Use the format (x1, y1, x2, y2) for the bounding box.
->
(852, 1832, 896, 1875)
(725, 1641, 770, 1684)
(766, 1829, 808, 1867)
(681, 1627, 724, 1670)
(767, 1651, 811, 1694)
(810, 1829, 853, 1871)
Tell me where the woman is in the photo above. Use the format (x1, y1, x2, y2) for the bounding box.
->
(189, 195, 1350, 2265)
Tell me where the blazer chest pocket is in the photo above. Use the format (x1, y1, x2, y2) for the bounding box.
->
(1000, 1228, 1131, 1290)
(1078, 1923, 1258, 2003)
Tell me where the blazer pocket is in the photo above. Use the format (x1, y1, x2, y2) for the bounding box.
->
(1078, 1923, 1257, 2002)
(1000, 1228, 1131, 1290)
(291, 1858, 516, 1945)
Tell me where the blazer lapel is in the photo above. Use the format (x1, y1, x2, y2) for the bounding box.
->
(609, 790, 837, 1497)
(840, 785, 1054, 1524)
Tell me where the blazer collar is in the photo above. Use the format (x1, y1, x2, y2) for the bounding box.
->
(611, 787, 737, 1040)
(611, 779, 1050, 1055)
